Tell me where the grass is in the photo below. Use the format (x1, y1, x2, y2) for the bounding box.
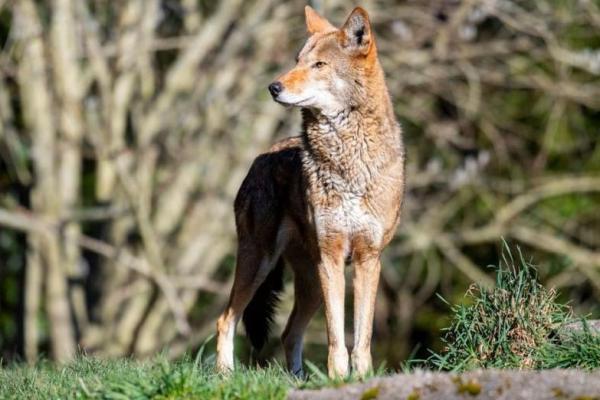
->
(428, 242, 600, 371)
(0, 356, 297, 400)
(536, 323, 600, 370)
(0, 352, 389, 399)
(2, 243, 599, 399)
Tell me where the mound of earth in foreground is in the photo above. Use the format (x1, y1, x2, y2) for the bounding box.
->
(289, 369, 600, 400)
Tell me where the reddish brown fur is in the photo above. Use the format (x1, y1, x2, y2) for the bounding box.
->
(216, 6, 404, 378)
(279, 68, 309, 94)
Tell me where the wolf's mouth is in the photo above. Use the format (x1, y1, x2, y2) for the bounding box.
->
(275, 96, 314, 107)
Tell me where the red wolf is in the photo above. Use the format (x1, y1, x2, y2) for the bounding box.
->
(216, 5, 404, 378)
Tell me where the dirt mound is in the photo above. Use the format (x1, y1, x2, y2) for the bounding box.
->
(289, 369, 600, 400)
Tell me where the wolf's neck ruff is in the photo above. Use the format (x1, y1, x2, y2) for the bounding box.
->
(300, 91, 402, 195)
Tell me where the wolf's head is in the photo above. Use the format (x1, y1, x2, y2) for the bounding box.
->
(269, 6, 381, 114)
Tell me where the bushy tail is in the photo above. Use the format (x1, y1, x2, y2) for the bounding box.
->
(242, 259, 284, 351)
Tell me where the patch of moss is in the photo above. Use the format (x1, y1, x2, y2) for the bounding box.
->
(453, 376, 481, 396)
(361, 385, 380, 400)
(406, 388, 421, 400)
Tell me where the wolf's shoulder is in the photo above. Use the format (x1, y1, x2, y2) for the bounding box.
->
(267, 136, 303, 153)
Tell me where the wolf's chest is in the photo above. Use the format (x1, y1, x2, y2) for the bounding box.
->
(313, 193, 384, 249)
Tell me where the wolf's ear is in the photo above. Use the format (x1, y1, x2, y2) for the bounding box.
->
(340, 7, 373, 55)
(305, 5, 335, 34)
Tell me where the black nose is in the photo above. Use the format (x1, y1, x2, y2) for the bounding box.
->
(268, 81, 283, 97)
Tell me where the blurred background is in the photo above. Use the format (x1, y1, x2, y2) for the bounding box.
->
(0, 0, 599, 369)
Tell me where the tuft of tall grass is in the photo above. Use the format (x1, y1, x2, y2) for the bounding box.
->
(429, 243, 600, 371)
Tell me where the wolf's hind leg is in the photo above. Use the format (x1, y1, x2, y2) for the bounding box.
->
(216, 243, 272, 373)
(281, 251, 321, 377)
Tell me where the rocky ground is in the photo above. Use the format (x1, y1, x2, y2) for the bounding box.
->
(289, 321, 600, 400)
(289, 369, 600, 400)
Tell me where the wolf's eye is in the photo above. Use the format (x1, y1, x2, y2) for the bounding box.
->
(312, 61, 327, 69)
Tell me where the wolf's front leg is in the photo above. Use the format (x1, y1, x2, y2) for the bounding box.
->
(317, 239, 349, 378)
(351, 254, 381, 376)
